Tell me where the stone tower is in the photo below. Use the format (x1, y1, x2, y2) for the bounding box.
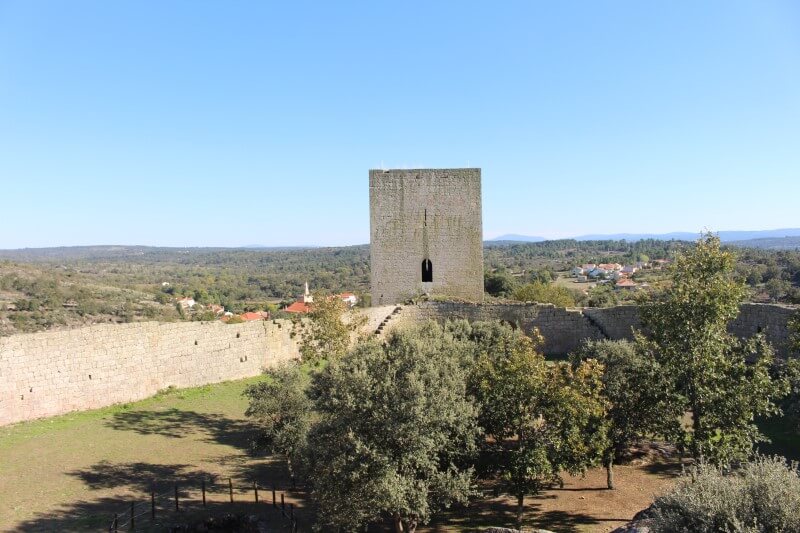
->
(369, 168, 484, 306)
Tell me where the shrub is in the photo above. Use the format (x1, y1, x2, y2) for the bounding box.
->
(649, 455, 800, 533)
(484, 270, 517, 297)
(244, 363, 312, 477)
(513, 281, 576, 307)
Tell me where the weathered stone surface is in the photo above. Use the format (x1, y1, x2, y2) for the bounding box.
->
(1, 301, 794, 425)
(370, 168, 484, 305)
(0, 319, 301, 426)
(384, 301, 796, 357)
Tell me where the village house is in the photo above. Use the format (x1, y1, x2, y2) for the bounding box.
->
(652, 259, 671, 269)
(240, 311, 270, 321)
(207, 304, 225, 316)
(588, 267, 608, 279)
(284, 282, 314, 313)
(339, 292, 358, 307)
(177, 297, 196, 310)
(284, 285, 358, 313)
(284, 301, 311, 313)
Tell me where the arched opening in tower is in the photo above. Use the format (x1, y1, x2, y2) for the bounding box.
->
(421, 259, 433, 282)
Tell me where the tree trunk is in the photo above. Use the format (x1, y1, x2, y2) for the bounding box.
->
(516, 493, 525, 527)
(405, 518, 417, 533)
(691, 408, 702, 462)
(393, 514, 404, 533)
(606, 456, 615, 490)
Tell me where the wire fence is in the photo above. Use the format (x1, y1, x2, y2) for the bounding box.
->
(106, 477, 299, 532)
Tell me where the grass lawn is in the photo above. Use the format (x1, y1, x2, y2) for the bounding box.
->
(0, 376, 301, 532)
(553, 274, 596, 291)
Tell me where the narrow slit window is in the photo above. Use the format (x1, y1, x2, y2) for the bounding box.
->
(422, 259, 433, 282)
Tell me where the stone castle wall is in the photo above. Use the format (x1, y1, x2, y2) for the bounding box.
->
(730, 303, 796, 352)
(1, 302, 794, 426)
(369, 169, 484, 305)
(386, 301, 796, 357)
(390, 302, 605, 355)
(0, 319, 301, 426)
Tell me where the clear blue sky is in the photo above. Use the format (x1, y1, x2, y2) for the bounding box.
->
(1, 1, 799, 248)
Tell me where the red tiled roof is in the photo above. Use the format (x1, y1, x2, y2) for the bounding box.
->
(284, 301, 311, 313)
(240, 312, 264, 321)
(339, 292, 356, 298)
(616, 279, 637, 287)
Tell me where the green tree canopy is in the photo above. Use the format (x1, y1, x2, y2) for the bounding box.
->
(296, 292, 365, 363)
(513, 280, 576, 307)
(571, 338, 680, 488)
(639, 233, 785, 462)
(471, 330, 608, 525)
(244, 363, 313, 477)
(305, 323, 479, 532)
(484, 270, 518, 297)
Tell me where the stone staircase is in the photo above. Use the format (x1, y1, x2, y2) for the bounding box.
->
(374, 306, 403, 336)
(581, 308, 612, 340)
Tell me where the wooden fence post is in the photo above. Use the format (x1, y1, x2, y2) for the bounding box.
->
(151, 487, 155, 520)
(174, 484, 179, 512)
(253, 481, 259, 503)
(130, 501, 135, 529)
(229, 478, 234, 503)
(281, 493, 285, 517)
(202, 479, 206, 507)
(112, 513, 118, 532)
(272, 486, 276, 508)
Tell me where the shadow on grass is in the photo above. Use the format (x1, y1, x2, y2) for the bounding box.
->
(104, 408, 313, 489)
(15, 460, 308, 532)
(757, 414, 800, 461)
(642, 461, 683, 478)
(68, 461, 219, 492)
(12, 497, 299, 532)
(428, 486, 607, 533)
(104, 408, 259, 453)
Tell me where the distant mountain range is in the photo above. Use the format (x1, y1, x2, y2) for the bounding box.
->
(491, 228, 800, 244)
(3, 229, 800, 255)
(726, 236, 800, 250)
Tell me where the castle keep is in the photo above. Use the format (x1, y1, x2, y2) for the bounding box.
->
(369, 168, 484, 305)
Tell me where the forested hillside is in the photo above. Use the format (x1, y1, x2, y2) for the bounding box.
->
(1, 239, 798, 335)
